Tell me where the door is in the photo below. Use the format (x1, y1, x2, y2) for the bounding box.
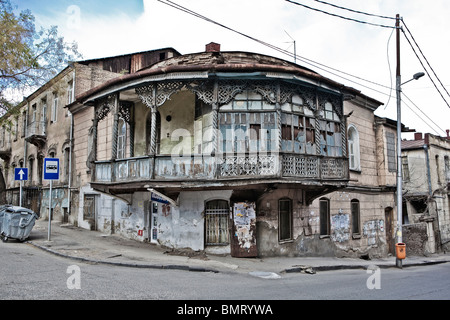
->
(385, 207, 395, 255)
(83, 195, 97, 230)
(231, 202, 257, 257)
(150, 202, 159, 243)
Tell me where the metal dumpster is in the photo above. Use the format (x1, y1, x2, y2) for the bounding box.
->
(1, 206, 39, 242)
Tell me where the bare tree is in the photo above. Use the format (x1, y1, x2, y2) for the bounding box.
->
(0, 0, 82, 113)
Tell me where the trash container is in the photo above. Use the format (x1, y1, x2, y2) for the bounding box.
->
(0, 205, 10, 233)
(1, 206, 38, 242)
(395, 242, 406, 260)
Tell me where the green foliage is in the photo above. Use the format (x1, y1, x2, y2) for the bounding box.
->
(0, 0, 82, 114)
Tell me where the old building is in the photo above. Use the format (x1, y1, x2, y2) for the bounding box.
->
(66, 43, 405, 257)
(0, 48, 180, 223)
(401, 132, 450, 254)
(3, 42, 418, 258)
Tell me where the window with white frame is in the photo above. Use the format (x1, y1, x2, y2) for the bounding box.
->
(348, 125, 360, 171)
(51, 93, 58, 123)
(67, 80, 74, 105)
(117, 118, 127, 159)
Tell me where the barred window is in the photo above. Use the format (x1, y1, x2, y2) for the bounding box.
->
(205, 200, 230, 245)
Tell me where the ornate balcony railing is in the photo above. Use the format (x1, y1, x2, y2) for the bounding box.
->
(94, 153, 348, 183)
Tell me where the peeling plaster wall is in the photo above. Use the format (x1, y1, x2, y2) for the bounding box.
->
(256, 188, 394, 258)
(153, 190, 233, 252)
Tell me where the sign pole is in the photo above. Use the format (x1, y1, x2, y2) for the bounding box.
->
(43, 158, 58, 241)
(19, 180, 23, 207)
(48, 180, 52, 241)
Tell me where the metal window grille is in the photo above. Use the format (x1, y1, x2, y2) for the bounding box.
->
(205, 200, 229, 245)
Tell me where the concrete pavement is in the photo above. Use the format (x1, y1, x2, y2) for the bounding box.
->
(17, 219, 450, 276)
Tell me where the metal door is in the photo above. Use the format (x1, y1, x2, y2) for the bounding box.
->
(231, 202, 257, 257)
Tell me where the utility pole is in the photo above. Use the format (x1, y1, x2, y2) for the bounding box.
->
(395, 13, 403, 269)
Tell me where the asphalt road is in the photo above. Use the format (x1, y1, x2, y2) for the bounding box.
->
(1, 241, 449, 302)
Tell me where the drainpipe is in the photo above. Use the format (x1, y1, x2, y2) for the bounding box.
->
(423, 141, 436, 253)
(67, 68, 75, 220)
(424, 144, 432, 198)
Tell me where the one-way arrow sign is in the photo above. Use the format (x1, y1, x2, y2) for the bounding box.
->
(14, 168, 28, 181)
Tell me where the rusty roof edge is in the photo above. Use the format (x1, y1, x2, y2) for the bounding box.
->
(75, 61, 366, 105)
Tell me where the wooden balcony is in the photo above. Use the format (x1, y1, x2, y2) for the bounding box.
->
(92, 153, 349, 203)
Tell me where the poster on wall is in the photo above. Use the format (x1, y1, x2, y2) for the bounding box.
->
(231, 202, 257, 257)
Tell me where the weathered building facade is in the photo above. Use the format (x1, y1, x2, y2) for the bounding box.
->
(0, 48, 180, 224)
(67, 43, 404, 257)
(401, 132, 450, 254)
(3, 43, 422, 258)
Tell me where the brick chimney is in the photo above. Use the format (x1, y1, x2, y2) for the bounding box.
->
(205, 42, 220, 53)
(414, 132, 423, 140)
(446, 129, 449, 139)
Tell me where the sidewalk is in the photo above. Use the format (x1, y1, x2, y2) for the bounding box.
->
(23, 219, 450, 276)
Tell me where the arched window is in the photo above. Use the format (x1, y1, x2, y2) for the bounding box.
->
(348, 125, 360, 171)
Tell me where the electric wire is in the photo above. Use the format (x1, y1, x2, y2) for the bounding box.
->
(158, 0, 445, 135)
(402, 93, 445, 135)
(313, 0, 396, 20)
(402, 19, 450, 106)
(158, 0, 392, 92)
(285, 0, 395, 29)
(401, 27, 450, 109)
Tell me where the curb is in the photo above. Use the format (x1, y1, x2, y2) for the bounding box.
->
(27, 241, 220, 273)
(27, 241, 450, 275)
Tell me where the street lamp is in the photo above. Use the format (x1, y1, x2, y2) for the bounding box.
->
(396, 71, 425, 268)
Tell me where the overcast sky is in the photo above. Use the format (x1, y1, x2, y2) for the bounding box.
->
(16, 0, 450, 138)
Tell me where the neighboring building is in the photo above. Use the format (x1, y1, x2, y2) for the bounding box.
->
(401, 132, 450, 254)
(0, 48, 181, 224)
(67, 43, 402, 257)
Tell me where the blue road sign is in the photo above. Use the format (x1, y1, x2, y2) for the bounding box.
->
(14, 168, 28, 181)
(43, 158, 59, 180)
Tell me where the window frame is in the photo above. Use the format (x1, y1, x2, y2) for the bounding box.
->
(351, 199, 361, 236)
(278, 198, 293, 242)
(204, 199, 230, 246)
(348, 125, 361, 171)
(319, 198, 330, 236)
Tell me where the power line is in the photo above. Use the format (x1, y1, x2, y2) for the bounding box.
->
(400, 27, 450, 109)
(158, 0, 392, 93)
(401, 19, 450, 107)
(285, 0, 395, 29)
(313, 0, 396, 20)
(402, 93, 445, 135)
(157, 0, 444, 134)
